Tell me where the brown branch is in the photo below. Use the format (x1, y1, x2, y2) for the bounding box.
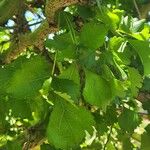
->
(45, 0, 86, 24)
(137, 92, 150, 102)
(2, 21, 55, 64)
(26, 0, 45, 8)
(140, 3, 150, 19)
(2, 0, 88, 64)
(0, 0, 20, 25)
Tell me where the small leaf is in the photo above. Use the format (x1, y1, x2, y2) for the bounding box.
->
(80, 22, 107, 49)
(106, 142, 116, 150)
(141, 125, 150, 150)
(51, 78, 80, 102)
(118, 108, 141, 133)
(104, 105, 118, 126)
(122, 135, 133, 150)
(46, 32, 76, 61)
(77, 5, 94, 19)
(59, 63, 80, 85)
(110, 79, 126, 98)
(132, 19, 145, 32)
(7, 56, 50, 98)
(109, 36, 125, 52)
(128, 67, 143, 97)
(6, 97, 32, 119)
(83, 70, 112, 108)
(142, 77, 150, 91)
(0, 64, 15, 95)
(97, 7, 124, 31)
(41, 143, 56, 150)
(129, 40, 150, 76)
(4, 140, 22, 150)
(0, 97, 8, 133)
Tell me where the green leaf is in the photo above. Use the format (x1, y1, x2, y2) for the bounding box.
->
(141, 133, 150, 150)
(101, 64, 114, 81)
(83, 70, 112, 108)
(133, 24, 150, 40)
(0, 56, 50, 119)
(128, 67, 143, 97)
(7, 95, 48, 120)
(113, 58, 127, 80)
(106, 9, 123, 30)
(46, 96, 95, 149)
(80, 22, 107, 49)
(56, 11, 74, 30)
(109, 36, 125, 52)
(96, 7, 124, 31)
(104, 105, 118, 126)
(0, 64, 15, 95)
(109, 36, 130, 66)
(4, 140, 22, 150)
(0, 96, 8, 134)
(129, 40, 150, 76)
(51, 78, 80, 102)
(7, 56, 50, 98)
(118, 108, 141, 133)
(52, 64, 81, 102)
(106, 142, 116, 150)
(50, 64, 81, 102)
(46, 32, 74, 50)
(142, 77, 150, 91)
(131, 19, 145, 33)
(41, 143, 56, 150)
(110, 79, 126, 98)
(119, 16, 133, 33)
(94, 113, 108, 136)
(1, 90, 48, 121)
(79, 48, 99, 71)
(59, 63, 80, 85)
(122, 135, 133, 150)
(141, 125, 150, 150)
(142, 99, 150, 114)
(30, 95, 49, 121)
(120, 16, 145, 34)
(101, 66, 126, 99)
(77, 5, 95, 19)
(6, 97, 32, 119)
(115, 46, 132, 65)
(46, 32, 76, 61)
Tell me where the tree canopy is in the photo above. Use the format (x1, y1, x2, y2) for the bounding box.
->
(0, 0, 150, 149)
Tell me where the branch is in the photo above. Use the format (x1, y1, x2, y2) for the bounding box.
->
(140, 3, 150, 19)
(45, 0, 86, 23)
(133, 0, 142, 19)
(2, 0, 87, 64)
(137, 92, 150, 102)
(3, 21, 57, 64)
(0, 0, 20, 25)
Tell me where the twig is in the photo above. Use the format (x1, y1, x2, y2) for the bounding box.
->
(51, 51, 57, 76)
(28, 21, 42, 27)
(133, 0, 142, 19)
(2, 21, 42, 31)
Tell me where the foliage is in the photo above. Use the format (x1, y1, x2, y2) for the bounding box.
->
(0, 0, 150, 149)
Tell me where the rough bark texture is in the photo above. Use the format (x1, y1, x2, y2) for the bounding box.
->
(2, 0, 87, 64)
(0, 0, 20, 25)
